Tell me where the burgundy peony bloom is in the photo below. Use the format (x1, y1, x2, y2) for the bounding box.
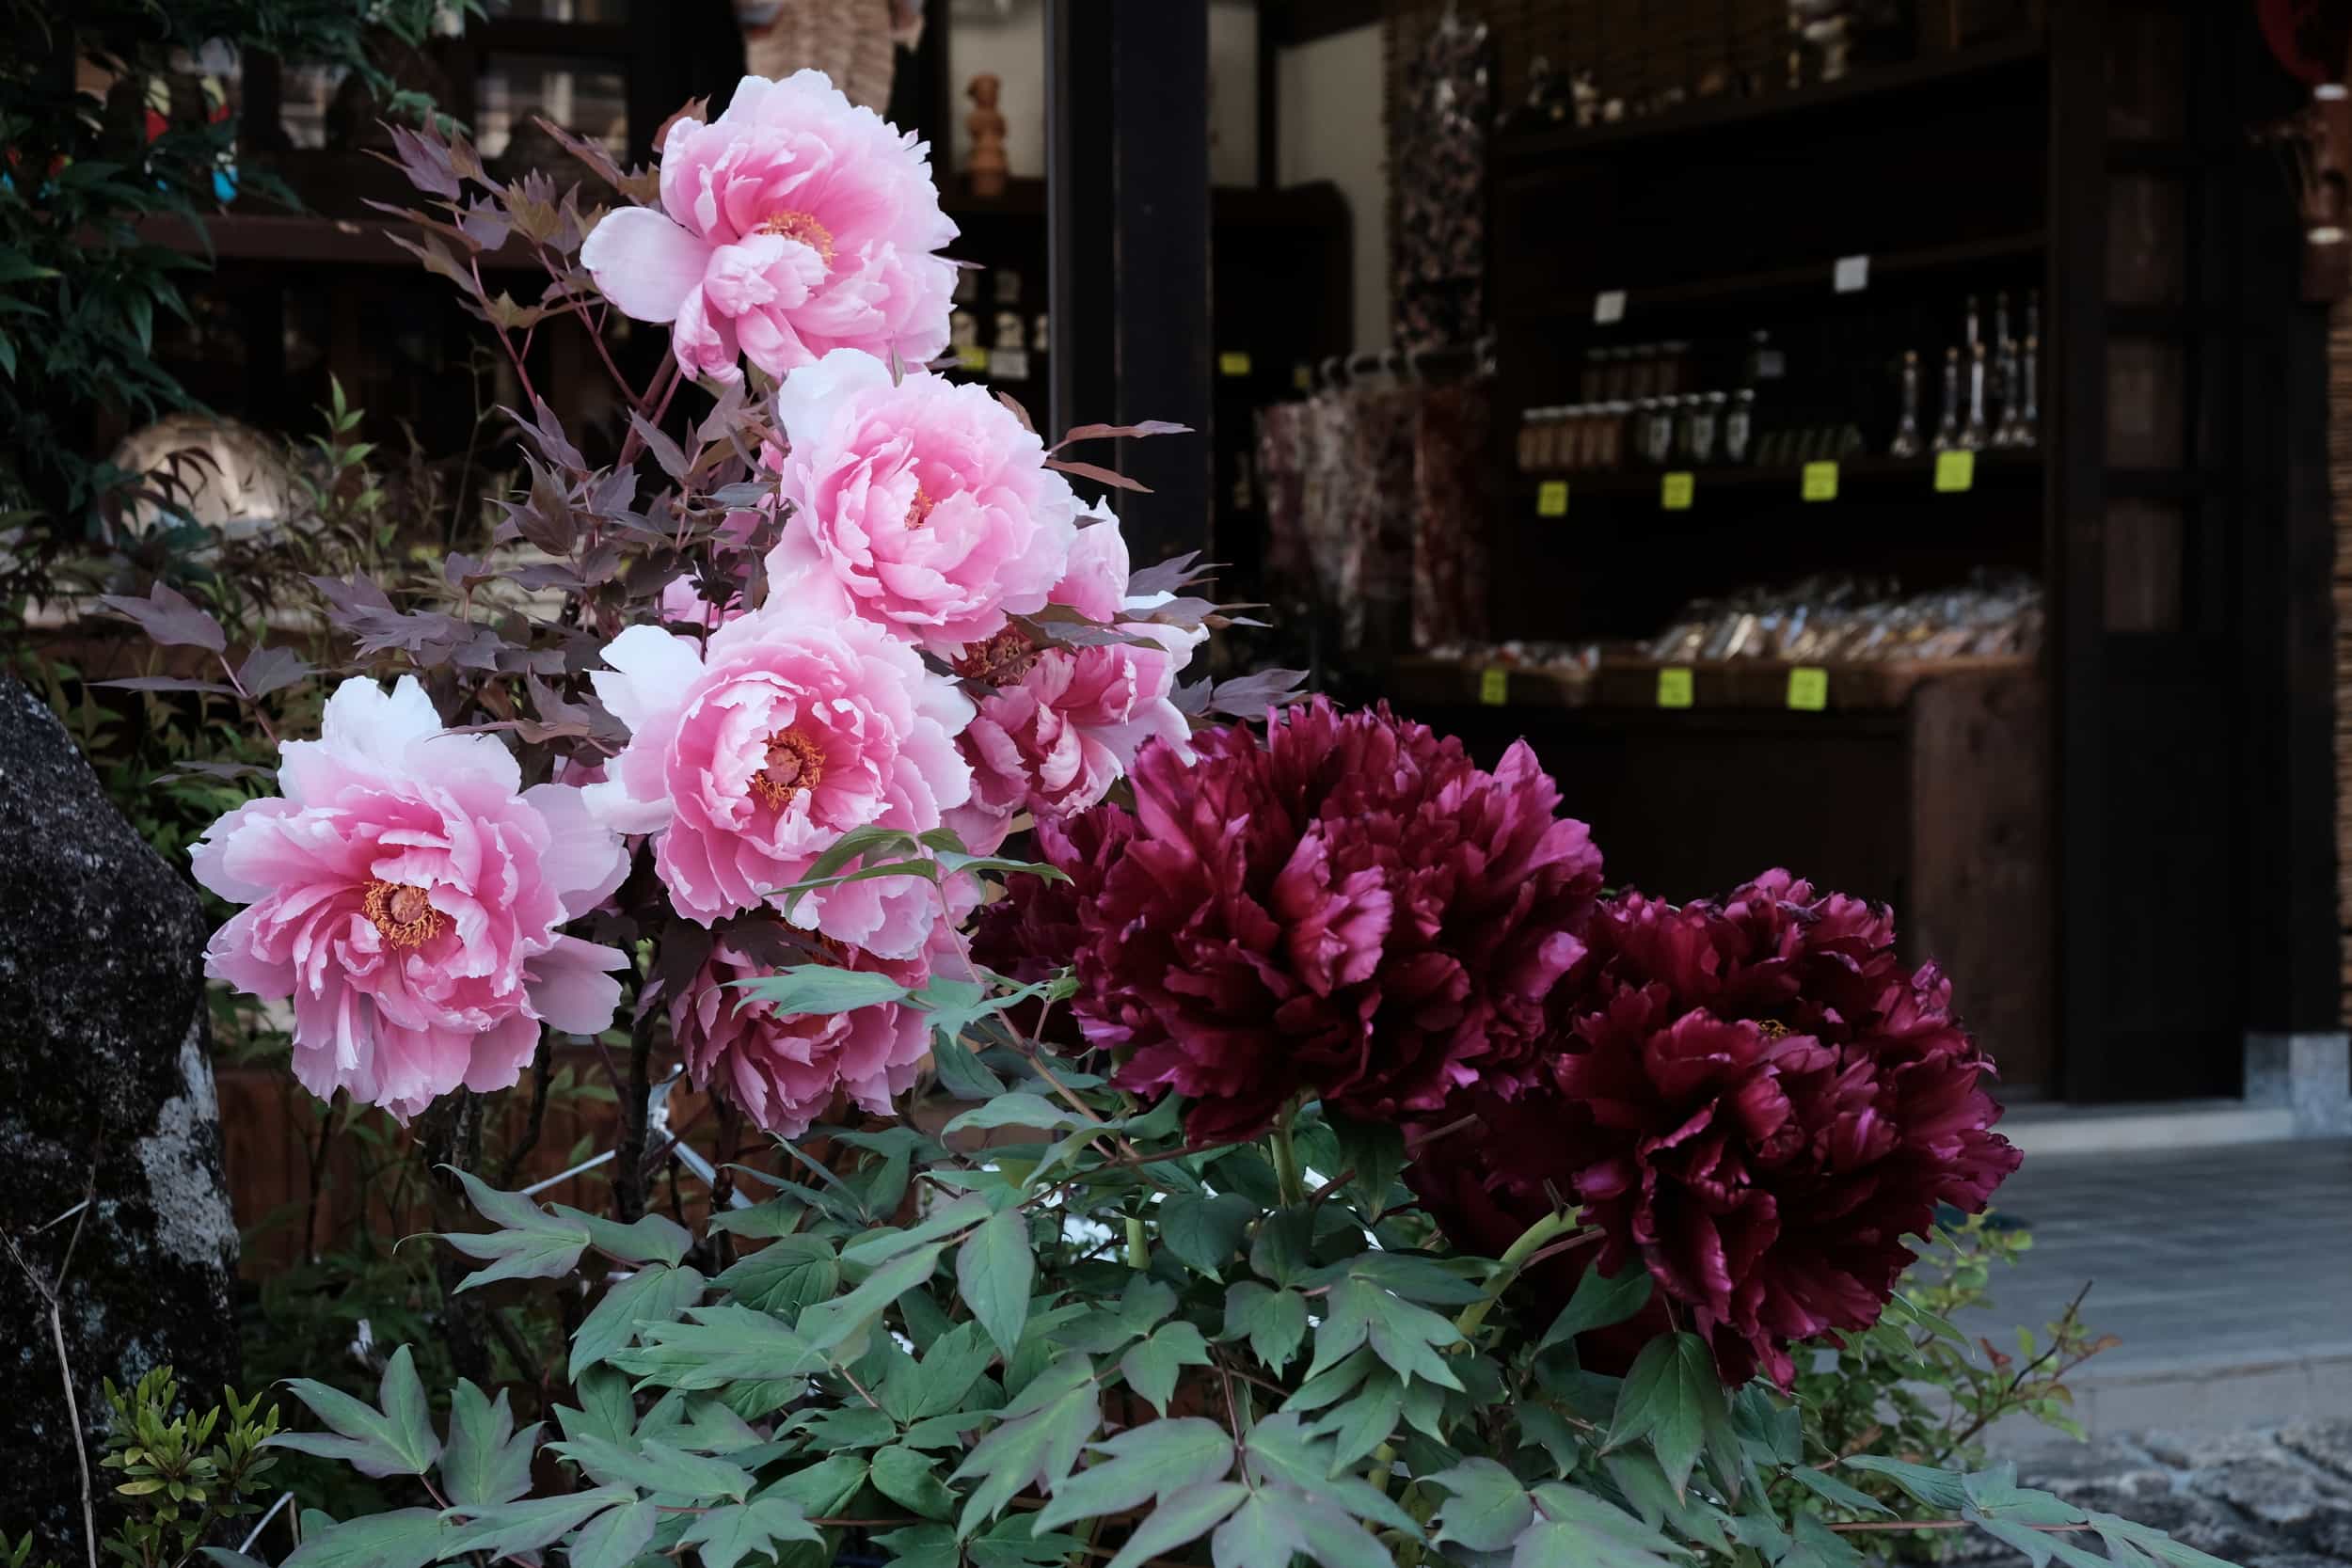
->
(1006, 699, 1604, 1141)
(1412, 870, 2022, 1386)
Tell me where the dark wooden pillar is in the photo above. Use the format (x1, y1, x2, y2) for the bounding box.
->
(1044, 0, 1214, 565)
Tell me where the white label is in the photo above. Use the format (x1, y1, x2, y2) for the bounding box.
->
(1593, 289, 1627, 325)
(1834, 254, 1870, 293)
(991, 346, 1031, 382)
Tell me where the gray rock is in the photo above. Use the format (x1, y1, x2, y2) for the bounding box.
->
(0, 677, 241, 1560)
(2285, 1422, 2352, 1487)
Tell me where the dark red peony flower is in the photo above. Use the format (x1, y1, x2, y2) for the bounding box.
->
(1412, 870, 2022, 1386)
(997, 699, 1605, 1141)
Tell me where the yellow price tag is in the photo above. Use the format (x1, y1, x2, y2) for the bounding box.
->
(1218, 350, 1253, 377)
(1787, 667, 1830, 711)
(956, 344, 991, 372)
(1536, 480, 1569, 517)
(1802, 461, 1839, 501)
(1661, 472, 1694, 510)
(1293, 363, 1312, 392)
(1478, 667, 1509, 706)
(1657, 667, 1693, 709)
(1934, 450, 1976, 492)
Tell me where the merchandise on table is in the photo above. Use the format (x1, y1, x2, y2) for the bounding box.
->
(1642, 571, 2044, 664)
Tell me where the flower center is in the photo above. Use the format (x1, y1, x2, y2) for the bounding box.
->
(1756, 1019, 1791, 1040)
(905, 483, 938, 530)
(750, 730, 826, 810)
(951, 625, 1043, 684)
(757, 209, 835, 267)
(362, 880, 445, 949)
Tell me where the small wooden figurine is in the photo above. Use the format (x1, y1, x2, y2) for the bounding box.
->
(966, 72, 1009, 199)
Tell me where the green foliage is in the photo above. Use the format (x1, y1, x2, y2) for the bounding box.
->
(246, 1061, 2207, 1568)
(1781, 1212, 2116, 1558)
(0, 0, 453, 526)
(27, 1366, 289, 1568)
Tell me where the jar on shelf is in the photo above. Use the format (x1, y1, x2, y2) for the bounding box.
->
(1597, 400, 1629, 469)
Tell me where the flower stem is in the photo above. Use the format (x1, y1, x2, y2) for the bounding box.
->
(1454, 1208, 1582, 1342)
(1124, 1216, 1149, 1271)
(1268, 1118, 1307, 1210)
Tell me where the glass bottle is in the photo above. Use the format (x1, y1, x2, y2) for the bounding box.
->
(1646, 397, 1678, 465)
(1991, 290, 2016, 436)
(1598, 401, 1629, 468)
(2017, 334, 2040, 448)
(1931, 347, 1962, 451)
(1888, 349, 1922, 458)
(1724, 388, 1756, 464)
(1961, 341, 1989, 451)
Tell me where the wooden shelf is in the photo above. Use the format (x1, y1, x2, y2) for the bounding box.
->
(1388, 654, 2035, 717)
(1509, 450, 2042, 504)
(1494, 34, 2046, 165)
(1518, 233, 2045, 325)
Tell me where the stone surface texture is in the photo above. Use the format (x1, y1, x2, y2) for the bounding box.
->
(1947, 1424, 2352, 1567)
(0, 677, 241, 1559)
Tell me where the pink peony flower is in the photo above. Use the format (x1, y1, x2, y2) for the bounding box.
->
(582, 604, 973, 955)
(954, 508, 1204, 825)
(764, 349, 1079, 654)
(579, 71, 957, 383)
(191, 676, 628, 1120)
(670, 924, 949, 1138)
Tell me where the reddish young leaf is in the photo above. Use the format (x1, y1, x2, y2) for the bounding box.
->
(98, 583, 226, 653)
(1050, 420, 1193, 452)
(532, 116, 626, 188)
(1043, 459, 1151, 494)
(95, 676, 235, 696)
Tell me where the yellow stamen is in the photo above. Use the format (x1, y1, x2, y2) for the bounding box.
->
(362, 880, 446, 949)
(756, 209, 835, 267)
(750, 730, 826, 810)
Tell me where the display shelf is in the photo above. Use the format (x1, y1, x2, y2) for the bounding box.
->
(1518, 233, 2046, 325)
(1493, 34, 2047, 166)
(1507, 451, 2042, 504)
(1390, 654, 2035, 717)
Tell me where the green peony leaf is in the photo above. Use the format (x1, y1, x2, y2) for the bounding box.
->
(1156, 1192, 1258, 1277)
(871, 1524, 961, 1568)
(612, 1304, 833, 1390)
(1324, 1115, 1407, 1211)
(1512, 1483, 1684, 1568)
(1102, 1482, 1248, 1568)
(1841, 1455, 1970, 1512)
(878, 1322, 996, 1425)
(1430, 1457, 1536, 1552)
(1248, 1208, 1316, 1285)
(843, 1196, 991, 1267)
(730, 965, 918, 1015)
(437, 1380, 538, 1507)
(1240, 1413, 1420, 1535)
(1307, 1277, 1464, 1391)
(942, 1094, 1090, 1135)
(270, 1345, 441, 1479)
(278, 1510, 451, 1568)
(1031, 1418, 1235, 1534)
(1788, 1465, 1895, 1517)
(958, 1208, 1036, 1356)
(567, 1498, 656, 1568)
(1540, 1263, 1655, 1352)
(1606, 1331, 1726, 1497)
(552, 1434, 754, 1501)
(1117, 1322, 1212, 1417)
(717, 1235, 839, 1316)
(1222, 1282, 1309, 1373)
(444, 1492, 633, 1558)
(807, 1243, 945, 1351)
(678, 1498, 824, 1568)
(871, 1445, 959, 1521)
(1311, 1369, 1405, 1468)
(950, 1353, 1101, 1536)
(571, 1264, 707, 1381)
(932, 1032, 1008, 1100)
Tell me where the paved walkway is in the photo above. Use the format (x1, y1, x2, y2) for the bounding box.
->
(1961, 1138, 2352, 1436)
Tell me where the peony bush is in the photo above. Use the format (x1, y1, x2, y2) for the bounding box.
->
(102, 68, 2234, 1568)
